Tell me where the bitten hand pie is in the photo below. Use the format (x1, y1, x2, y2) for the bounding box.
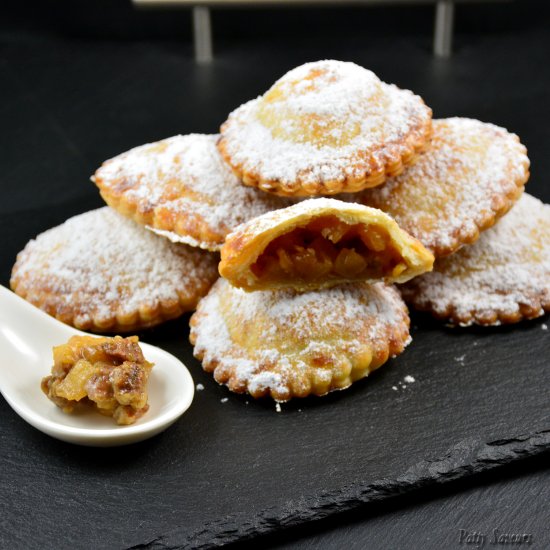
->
(218, 60, 432, 196)
(355, 118, 530, 257)
(219, 198, 434, 292)
(93, 134, 290, 251)
(401, 193, 550, 326)
(190, 279, 411, 402)
(10, 207, 219, 333)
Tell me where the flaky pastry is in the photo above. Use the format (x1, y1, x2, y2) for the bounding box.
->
(401, 193, 550, 326)
(218, 60, 432, 196)
(190, 279, 410, 401)
(93, 134, 290, 251)
(355, 118, 530, 257)
(10, 207, 219, 333)
(219, 198, 434, 292)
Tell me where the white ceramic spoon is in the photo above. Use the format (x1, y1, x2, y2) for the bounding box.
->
(0, 285, 194, 447)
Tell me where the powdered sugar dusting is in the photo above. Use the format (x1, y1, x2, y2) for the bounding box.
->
(401, 193, 550, 325)
(11, 207, 218, 326)
(95, 134, 290, 248)
(270, 61, 381, 120)
(190, 278, 410, 400)
(227, 282, 403, 343)
(220, 60, 431, 186)
(356, 118, 530, 255)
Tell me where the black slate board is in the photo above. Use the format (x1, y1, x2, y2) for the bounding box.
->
(261, 452, 550, 549)
(1, 307, 548, 549)
(1, 24, 550, 549)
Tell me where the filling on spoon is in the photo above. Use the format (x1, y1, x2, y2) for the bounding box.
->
(41, 335, 153, 425)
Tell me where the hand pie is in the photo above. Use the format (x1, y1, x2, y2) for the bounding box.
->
(10, 207, 219, 333)
(190, 279, 410, 402)
(355, 118, 530, 257)
(219, 198, 434, 292)
(401, 194, 550, 326)
(218, 60, 432, 197)
(92, 134, 290, 251)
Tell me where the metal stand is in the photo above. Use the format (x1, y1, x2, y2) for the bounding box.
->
(193, 6, 213, 63)
(433, 1, 454, 57)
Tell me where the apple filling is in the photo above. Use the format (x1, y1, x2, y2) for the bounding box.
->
(41, 335, 153, 425)
(250, 216, 408, 284)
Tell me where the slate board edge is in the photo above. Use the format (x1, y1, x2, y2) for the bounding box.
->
(131, 428, 550, 549)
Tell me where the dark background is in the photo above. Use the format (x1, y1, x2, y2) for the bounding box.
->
(1, 1, 549, 548)
(2, 0, 549, 42)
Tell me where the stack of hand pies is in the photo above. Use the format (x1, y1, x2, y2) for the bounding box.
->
(11, 60, 548, 403)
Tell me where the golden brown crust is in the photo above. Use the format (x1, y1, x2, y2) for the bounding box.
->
(219, 198, 434, 292)
(217, 60, 433, 197)
(10, 279, 206, 334)
(400, 194, 550, 326)
(10, 208, 219, 333)
(406, 293, 549, 327)
(190, 279, 410, 401)
(217, 121, 432, 197)
(355, 118, 530, 257)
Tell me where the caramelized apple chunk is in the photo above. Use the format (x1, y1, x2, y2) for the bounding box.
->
(250, 216, 405, 285)
(41, 335, 153, 425)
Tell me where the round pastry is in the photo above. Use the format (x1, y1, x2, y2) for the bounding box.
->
(219, 198, 434, 292)
(92, 134, 290, 251)
(218, 60, 432, 197)
(355, 118, 530, 257)
(10, 207, 219, 333)
(401, 193, 550, 326)
(190, 278, 411, 401)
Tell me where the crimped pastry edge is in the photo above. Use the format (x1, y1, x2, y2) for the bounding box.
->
(356, 118, 531, 258)
(95, 184, 228, 252)
(217, 116, 433, 198)
(10, 270, 218, 334)
(425, 168, 529, 258)
(401, 286, 550, 327)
